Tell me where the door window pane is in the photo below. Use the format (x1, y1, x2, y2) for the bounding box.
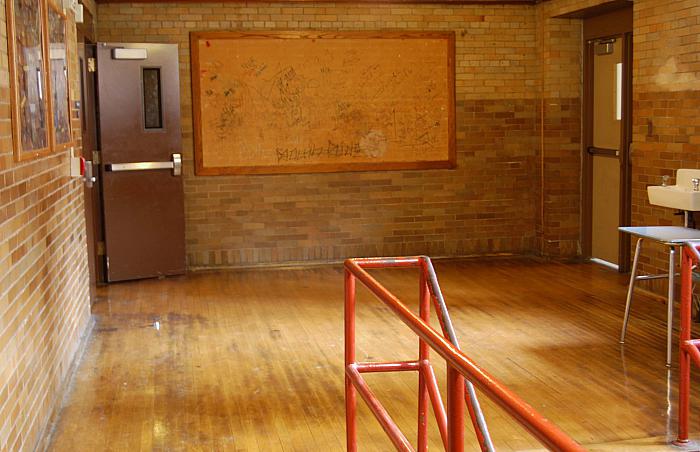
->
(593, 40, 622, 150)
(142, 68, 163, 129)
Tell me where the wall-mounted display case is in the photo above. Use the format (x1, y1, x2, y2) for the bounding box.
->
(6, 0, 73, 161)
(48, 4, 71, 149)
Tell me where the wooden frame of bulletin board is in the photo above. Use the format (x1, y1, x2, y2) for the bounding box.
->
(190, 31, 456, 175)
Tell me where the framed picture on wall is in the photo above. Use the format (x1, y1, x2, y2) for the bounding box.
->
(6, 0, 53, 161)
(47, 3, 72, 149)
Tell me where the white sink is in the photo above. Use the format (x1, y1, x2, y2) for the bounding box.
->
(648, 169, 700, 211)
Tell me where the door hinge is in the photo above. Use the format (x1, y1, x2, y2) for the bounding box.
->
(92, 150, 100, 165)
(87, 57, 96, 73)
(97, 241, 105, 256)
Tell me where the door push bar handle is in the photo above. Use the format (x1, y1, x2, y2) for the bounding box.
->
(587, 146, 620, 157)
(105, 153, 182, 176)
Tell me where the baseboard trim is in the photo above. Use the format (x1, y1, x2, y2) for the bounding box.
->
(188, 252, 527, 273)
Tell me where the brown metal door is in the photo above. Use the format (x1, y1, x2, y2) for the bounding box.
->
(97, 43, 185, 282)
(78, 38, 100, 299)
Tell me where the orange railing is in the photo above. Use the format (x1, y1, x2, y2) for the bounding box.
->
(676, 243, 700, 445)
(344, 256, 585, 451)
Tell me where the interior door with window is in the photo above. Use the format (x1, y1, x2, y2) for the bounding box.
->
(97, 43, 185, 282)
(590, 38, 623, 266)
(583, 6, 632, 271)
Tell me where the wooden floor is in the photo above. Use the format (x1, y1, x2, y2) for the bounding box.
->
(47, 258, 700, 451)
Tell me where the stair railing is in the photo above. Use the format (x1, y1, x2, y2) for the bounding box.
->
(675, 242, 700, 445)
(344, 256, 585, 451)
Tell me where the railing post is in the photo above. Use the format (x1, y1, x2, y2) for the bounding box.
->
(418, 271, 430, 451)
(447, 366, 466, 452)
(676, 248, 693, 444)
(345, 268, 358, 452)
(420, 256, 493, 452)
(344, 256, 584, 451)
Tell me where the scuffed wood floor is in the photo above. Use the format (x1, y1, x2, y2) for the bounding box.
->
(47, 258, 700, 451)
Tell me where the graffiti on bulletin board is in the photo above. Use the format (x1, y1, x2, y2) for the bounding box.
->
(190, 31, 456, 175)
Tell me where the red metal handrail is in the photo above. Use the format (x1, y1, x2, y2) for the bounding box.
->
(344, 256, 585, 451)
(676, 242, 700, 445)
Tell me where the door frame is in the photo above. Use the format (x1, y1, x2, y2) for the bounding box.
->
(581, 7, 633, 272)
(77, 32, 106, 298)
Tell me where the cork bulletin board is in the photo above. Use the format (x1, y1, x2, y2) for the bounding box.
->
(190, 31, 455, 175)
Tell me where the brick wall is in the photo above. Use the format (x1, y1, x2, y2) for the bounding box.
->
(80, 0, 98, 41)
(536, 1, 583, 257)
(538, 0, 700, 293)
(0, 3, 92, 451)
(97, 3, 542, 267)
(631, 0, 700, 290)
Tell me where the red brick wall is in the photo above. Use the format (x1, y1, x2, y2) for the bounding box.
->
(0, 3, 92, 451)
(539, 0, 700, 293)
(632, 0, 700, 290)
(97, 3, 542, 267)
(537, 2, 583, 257)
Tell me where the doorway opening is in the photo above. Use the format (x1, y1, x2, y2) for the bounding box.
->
(581, 6, 633, 272)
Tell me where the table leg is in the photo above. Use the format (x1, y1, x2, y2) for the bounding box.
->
(667, 245, 675, 367)
(621, 238, 643, 344)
